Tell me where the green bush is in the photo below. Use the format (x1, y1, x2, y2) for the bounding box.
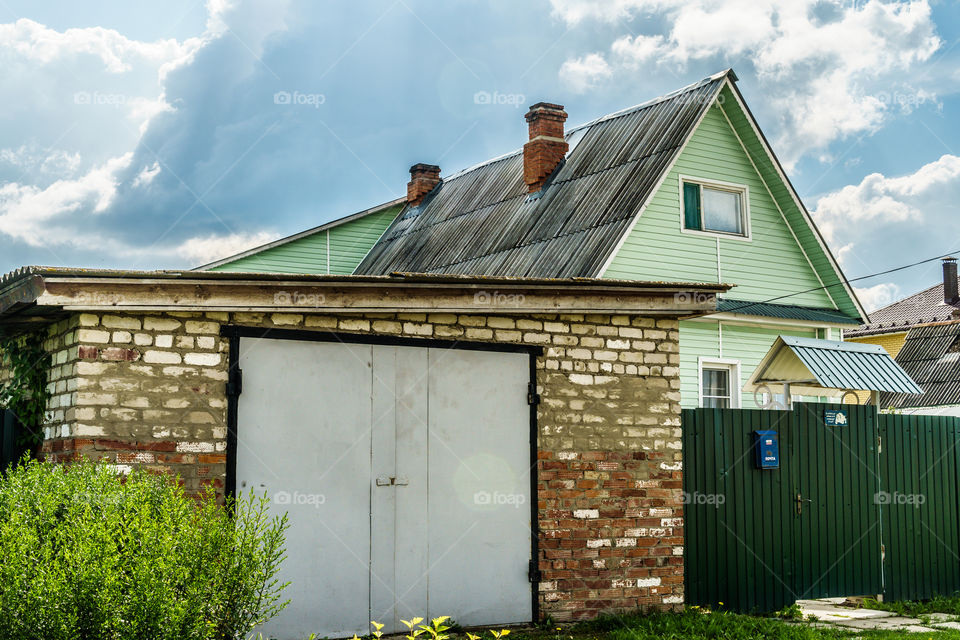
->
(0, 459, 288, 640)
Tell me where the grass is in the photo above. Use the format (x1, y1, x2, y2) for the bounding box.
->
(863, 593, 960, 618)
(495, 609, 960, 640)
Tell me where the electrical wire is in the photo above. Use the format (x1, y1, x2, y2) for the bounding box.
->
(720, 248, 960, 316)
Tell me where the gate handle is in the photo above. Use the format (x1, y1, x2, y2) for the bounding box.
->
(796, 493, 813, 515)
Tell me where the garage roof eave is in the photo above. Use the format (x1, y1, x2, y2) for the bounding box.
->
(0, 266, 731, 325)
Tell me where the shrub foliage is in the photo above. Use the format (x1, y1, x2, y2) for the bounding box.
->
(0, 460, 288, 640)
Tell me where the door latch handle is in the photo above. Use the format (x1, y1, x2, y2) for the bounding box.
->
(796, 492, 813, 515)
(376, 476, 410, 487)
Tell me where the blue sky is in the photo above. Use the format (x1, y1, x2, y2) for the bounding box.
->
(0, 0, 957, 311)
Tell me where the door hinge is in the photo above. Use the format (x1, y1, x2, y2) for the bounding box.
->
(528, 560, 542, 583)
(527, 382, 540, 406)
(226, 367, 243, 397)
(877, 435, 882, 454)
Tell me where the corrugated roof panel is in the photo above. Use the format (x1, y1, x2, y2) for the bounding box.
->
(717, 299, 859, 324)
(880, 321, 960, 408)
(765, 336, 923, 395)
(355, 73, 729, 278)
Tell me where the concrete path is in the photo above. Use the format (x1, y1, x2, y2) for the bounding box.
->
(796, 598, 960, 633)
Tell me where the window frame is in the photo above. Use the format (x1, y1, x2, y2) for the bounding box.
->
(697, 357, 742, 409)
(678, 175, 751, 241)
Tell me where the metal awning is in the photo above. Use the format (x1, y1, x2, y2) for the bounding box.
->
(745, 336, 923, 397)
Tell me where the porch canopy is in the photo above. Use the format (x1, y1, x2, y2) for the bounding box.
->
(745, 335, 923, 400)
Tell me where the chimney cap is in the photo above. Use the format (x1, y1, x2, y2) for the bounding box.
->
(527, 102, 565, 111)
(944, 256, 957, 263)
(410, 163, 440, 174)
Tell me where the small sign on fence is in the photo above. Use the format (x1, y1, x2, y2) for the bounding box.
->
(824, 409, 848, 427)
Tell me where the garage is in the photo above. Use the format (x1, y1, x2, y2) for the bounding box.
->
(233, 331, 537, 639)
(0, 269, 725, 627)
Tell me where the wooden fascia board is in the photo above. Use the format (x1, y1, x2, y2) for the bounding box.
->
(24, 276, 727, 316)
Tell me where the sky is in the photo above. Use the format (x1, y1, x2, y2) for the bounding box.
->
(0, 0, 958, 312)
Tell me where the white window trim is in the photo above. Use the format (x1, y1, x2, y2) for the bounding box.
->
(678, 175, 752, 241)
(698, 357, 742, 408)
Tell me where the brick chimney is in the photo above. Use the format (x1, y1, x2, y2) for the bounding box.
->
(407, 163, 441, 207)
(523, 102, 568, 193)
(944, 257, 959, 305)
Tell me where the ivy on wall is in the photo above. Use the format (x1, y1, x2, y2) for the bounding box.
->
(0, 331, 51, 449)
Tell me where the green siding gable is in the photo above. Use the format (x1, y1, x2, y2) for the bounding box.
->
(210, 204, 402, 275)
(604, 97, 836, 309)
(717, 86, 860, 319)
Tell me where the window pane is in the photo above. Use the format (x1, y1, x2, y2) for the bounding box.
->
(702, 368, 729, 397)
(683, 182, 701, 230)
(702, 187, 742, 234)
(703, 396, 730, 409)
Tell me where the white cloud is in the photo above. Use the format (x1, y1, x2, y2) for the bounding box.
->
(560, 53, 613, 92)
(813, 154, 960, 244)
(176, 231, 278, 264)
(0, 18, 199, 73)
(856, 283, 901, 312)
(131, 162, 161, 188)
(553, 0, 942, 166)
(0, 152, 133, 246)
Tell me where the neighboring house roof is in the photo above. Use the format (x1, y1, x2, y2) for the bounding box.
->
(847, 279, 960, 337)
(194, 197, 405, 272)
(356, 72, 729, 278)
(354, 70, 865, 322)
(881, 321, 960, 408)
(746, 335, 923, 397)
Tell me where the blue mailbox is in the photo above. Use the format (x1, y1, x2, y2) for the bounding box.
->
(754, 430, 780, 469)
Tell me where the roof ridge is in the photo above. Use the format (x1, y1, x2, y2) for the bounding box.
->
(441, 69, 732, 185)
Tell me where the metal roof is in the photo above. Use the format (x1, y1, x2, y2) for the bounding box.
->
(717, 299, 860, 325)
(846, 279, 960, 337)
(355, 72, 730, 278)
(881, 322, 960, 408)
(746, 335, 923, 396)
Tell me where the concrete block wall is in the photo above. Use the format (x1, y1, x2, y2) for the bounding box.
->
(18, 309, 683, 617)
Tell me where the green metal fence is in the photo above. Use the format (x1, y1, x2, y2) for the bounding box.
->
(879, 413, 960, 602)
(683, 403, 959, 610)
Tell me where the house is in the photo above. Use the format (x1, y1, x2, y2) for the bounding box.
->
(0, 266, 726, 636)
(203, 70, 865, 410)
(845, 257, 960, 358)
(878, 321, 960, 415)
(843, 257, 960, 413)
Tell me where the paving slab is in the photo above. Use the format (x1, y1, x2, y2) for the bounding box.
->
(927, 613, 959, 623)
(795, 599, 937, 633)
(932, 621, 960, 630)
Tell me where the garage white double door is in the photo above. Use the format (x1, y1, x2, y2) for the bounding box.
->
(236, 337, 533, 640)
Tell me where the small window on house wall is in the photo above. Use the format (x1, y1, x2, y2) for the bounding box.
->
(681, 178, 749, 238)
(699, 359, 741, 408)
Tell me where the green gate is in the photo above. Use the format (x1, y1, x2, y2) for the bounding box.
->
(879, 413, 960, 602)
(683, 402, 883, 611)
